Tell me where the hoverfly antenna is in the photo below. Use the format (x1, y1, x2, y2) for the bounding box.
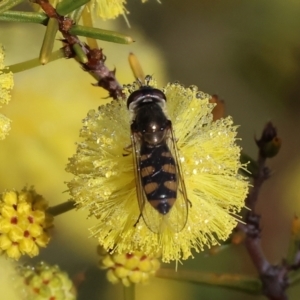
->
(144, 75, 153, 86)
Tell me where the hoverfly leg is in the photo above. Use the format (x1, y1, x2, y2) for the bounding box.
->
(133, 213, 142, 227)
(179, 188, 192, 208)
(123, 144, 132, 157)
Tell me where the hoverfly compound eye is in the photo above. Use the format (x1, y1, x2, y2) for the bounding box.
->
(127, 89, 141, 109)
(127, 87, 167, 111)
(151, 89, 167, 102)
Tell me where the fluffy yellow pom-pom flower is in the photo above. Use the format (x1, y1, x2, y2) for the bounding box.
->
(67, 79, 248, 262)
(89, 0, 128, 20)
(0, 188, 53, 260)
(0, 113, 11, 140)
(0, 43, 14, 140)
(89, 0, 155, 20)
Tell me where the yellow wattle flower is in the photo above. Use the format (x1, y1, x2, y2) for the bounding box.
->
(98, 247, 160, 286)
(0, 44, 14, 140)
(0, 113, 11, 140)
(17, 262, 77, 300)
(67, 79, 248, 262)
(90, 0, 128, 20)
(89, 0, 154, 20)
(0, 188, 53, 260)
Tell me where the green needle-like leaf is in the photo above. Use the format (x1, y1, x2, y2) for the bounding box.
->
(40, 18, 58, 64)
(6, 49, 65, 73)
(0, 0, 25, 14)
(56, 0, 90, 16)
(72, 5, 85, 24)
(72, 44, 88, 63)
(156, 269, 262, 295)
(0, 10, 47, 23)
(70, 25, 134, 44)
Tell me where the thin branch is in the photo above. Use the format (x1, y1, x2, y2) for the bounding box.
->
(47, 200, 76, 216)
(243, 122, 288, 300)
(156, 269, 262, 295)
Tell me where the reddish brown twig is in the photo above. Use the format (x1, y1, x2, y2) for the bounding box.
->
(241, 122, 289, 299)
(34, 0, 125, 99)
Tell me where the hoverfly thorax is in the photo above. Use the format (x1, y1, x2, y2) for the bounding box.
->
(127, 83, 189, 233)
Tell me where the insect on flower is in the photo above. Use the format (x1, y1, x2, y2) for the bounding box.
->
(127, 76, 189, 233)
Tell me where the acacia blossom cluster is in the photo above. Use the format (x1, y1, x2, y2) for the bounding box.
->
(67, 79, 248, 262)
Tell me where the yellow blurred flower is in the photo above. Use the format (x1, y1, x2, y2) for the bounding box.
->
(18, 262, 76, 300)
(0, 257, 19, 300)
(0, 187, 53, 260)
(98, 247, 160, 286)
(89, 0, 154, 20)
(89, 0, 128, 20)
(67, 79, 248, 262)
(0, 43, 14, 140)
(0, 113, 11, 140)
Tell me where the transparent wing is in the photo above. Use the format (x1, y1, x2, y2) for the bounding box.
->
(165, 124, 189, 232)
(131, 124, 189, 234)
(131, 132, 164, 233)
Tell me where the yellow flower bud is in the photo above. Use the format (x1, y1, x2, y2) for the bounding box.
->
(128, 271, 142, 283)
(107, 269, 119, 284)
(18, 262, 76, 300)
(35, 233, 50, 247)
(0, 187, 52, 259)
(28, 223, 43, 237)
(112, 253, 127, 265)
(1, 205, 16, 218)
(8, 226, 24, 242)
(101, 254, 115, 268)
(2, 191, 17, 205)
(0, 234, 12, 249)
(124, 254, 140, 270)
(99, 249, 160, 286)
(17, 202, 31, 215)
(139, 259, 152, 272)
(114, 266, 130, 278)
(0, 219, 12, 233)
(6, 244, 21, 259)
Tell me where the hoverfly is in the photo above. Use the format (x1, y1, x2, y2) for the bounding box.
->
(127, 77, 189, 233)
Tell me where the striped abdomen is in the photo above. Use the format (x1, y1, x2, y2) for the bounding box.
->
(139, 143, 177, 215)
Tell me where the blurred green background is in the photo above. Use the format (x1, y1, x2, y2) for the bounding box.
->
(1, 0, 300, 299)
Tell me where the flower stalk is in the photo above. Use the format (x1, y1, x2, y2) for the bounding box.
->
(156, 269, 262, 295)
(123, 284, 135, 300)
(47, 200, 76, 217)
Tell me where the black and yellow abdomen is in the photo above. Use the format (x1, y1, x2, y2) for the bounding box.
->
(140, 143, 177, 215)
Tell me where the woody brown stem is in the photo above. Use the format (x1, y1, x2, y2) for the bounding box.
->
(244, 123, 288, 299)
